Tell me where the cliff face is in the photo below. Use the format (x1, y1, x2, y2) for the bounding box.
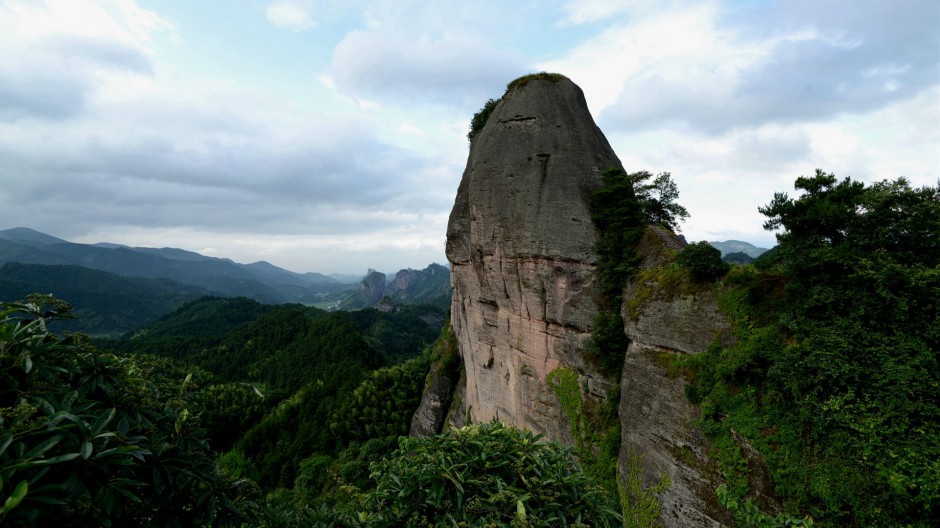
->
(445, 77, 621, 440)
(385, 263, 450, 303)
(357, 270, 386, 306)
(619, 227, 735, 527)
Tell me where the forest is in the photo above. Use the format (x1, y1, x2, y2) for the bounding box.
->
(1, 170, 937, 527)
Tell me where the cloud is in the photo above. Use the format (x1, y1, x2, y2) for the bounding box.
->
(556, 0, 661, 26)
(0, 93, 452, 232)
(545, 0, 939, 134)
(0, 0, 468, 272)
(330, 29, 524, 106)
(266, 1, 316, 31)
(0, 71, 87, 122)
(324, 1, 532, 107)
(0, 1, 162, 122)
(0, 0, 934, 273)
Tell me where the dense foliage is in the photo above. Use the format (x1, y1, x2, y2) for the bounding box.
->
(682, 172, 939, 526)
(0, 295, 256, 527)
(626, 171, 690, 233)
(364, 420, 621, 527)
(590, 168, 689, 373)
(100, 296, 442, 491)
(722, 251, 755, 264)
(329, 355, 429, 445)
(676, 241, 729, 282)
(589, 168, 646, 373)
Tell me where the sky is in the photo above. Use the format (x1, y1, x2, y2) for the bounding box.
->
(0, 0, 937, 274)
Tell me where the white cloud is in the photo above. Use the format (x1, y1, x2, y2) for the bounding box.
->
(545, 0, 939, 134)
(0, 0, 173, 51)
(0, 0, 171, 122)
(265, 1, 316, 31)
(556, 0, 660, 26)
(0, 0, 463, 273)
(322, 0, 538, 108)
(329, 28, 523, 106)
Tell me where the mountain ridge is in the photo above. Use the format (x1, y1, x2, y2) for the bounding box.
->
(0, 227, 385, 304)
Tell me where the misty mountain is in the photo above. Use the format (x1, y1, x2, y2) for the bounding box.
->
(0, 227, 345, 304)
(0, 227, 69, 245)
(708, 239, 770, 258)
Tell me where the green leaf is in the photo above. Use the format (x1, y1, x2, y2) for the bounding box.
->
(1, 480, 28, 514)
(81, 441, 93, 460)
(91, 408, 116, 437)
(0, 434, 12, 458)
(24, 435, 63, 459)
(33, 453, 80, 465)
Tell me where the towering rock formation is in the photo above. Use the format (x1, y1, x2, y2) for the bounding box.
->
(429, 74, 749, 527)
(446, 76, 619, 441)
(357, 269, 386, 306)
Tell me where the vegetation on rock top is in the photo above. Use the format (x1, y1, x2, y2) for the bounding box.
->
(505, 71, 569, 93)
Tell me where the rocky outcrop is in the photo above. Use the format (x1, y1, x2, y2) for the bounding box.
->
(618, 228, 735, 527)
(385, 263, 450, 304)
(344, 264, 451, 309)
(357, 269, 386, 306)
(445, 76, 622, 440)
(410, 325, 462, 437)
(410, 362, 457, 437)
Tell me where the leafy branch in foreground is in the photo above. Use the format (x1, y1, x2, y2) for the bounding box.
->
(0, 294, 257, 527)
(363, 420, 621, 527)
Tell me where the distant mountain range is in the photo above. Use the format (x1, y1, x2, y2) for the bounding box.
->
(0, 227, 452, 335)
(708, 239, 771, 258)
(0, 227, 351, 305)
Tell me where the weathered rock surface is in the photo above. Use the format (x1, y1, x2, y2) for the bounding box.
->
(410, 325, 462, 437)
(385, 263, 450, 302)
(409, 360, 458, 437)
(619, 227, 735, 527)
(445, 77, 622, 440)
(357, 269, 386, 306)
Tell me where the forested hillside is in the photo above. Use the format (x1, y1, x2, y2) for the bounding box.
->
(0, 262, 213, 336)
(0, 291, 453, 525)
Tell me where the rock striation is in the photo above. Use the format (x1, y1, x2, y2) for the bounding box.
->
(445, 76, 622, 440)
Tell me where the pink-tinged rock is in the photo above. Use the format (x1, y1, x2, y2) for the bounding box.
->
(446, 76, 621, 440)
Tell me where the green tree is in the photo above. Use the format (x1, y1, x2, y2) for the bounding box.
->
(589, 168, 646, 372)
(468, 98, 500, 141)
(628, 171, 690, 233)
(676, 241, 729, 282)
